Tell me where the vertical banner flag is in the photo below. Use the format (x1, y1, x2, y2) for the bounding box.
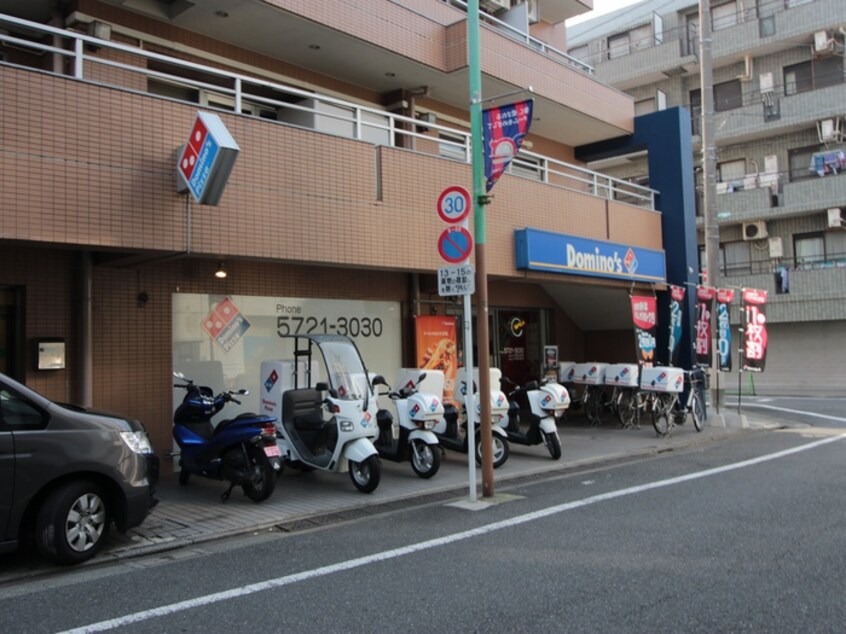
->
(716, 289, 735, 372)
(668, 285, 685, 366)
(630, 295, 657, 364)
(482, 99, 533, 192)
(695, 286, 715, 366)
(742, 289, 768, 372)
(415, 315, 458, 403)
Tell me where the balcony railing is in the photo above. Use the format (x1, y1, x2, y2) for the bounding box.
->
(0, 12, 654, 210)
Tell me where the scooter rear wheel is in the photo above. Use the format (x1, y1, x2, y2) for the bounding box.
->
(242, 446, 276, 502)
(410, 440, 441, 479)
(349, 455, 381, 493)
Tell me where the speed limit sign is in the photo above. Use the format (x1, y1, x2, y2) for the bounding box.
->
(437, 186, 471, 224)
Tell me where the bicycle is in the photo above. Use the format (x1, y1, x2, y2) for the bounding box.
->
(615, 386, 656, 429)
(651, 368, 707, 437)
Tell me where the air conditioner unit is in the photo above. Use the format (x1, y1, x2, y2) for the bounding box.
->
(827, 207, 845, 229)
(481, 0, 510, 14)
(527, 0, 539, 24)
(742, 220, 768, 240)
(814, 30, 834, 54)
(768, 237, 784, 259)
(818, 118, 841, 143)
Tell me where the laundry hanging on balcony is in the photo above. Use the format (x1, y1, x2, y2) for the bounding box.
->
(809, 149, 846, 177)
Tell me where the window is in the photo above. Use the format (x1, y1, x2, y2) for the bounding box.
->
(685, 13, 699, 56)
(0, 387, 47, 431)
(723, 241, 751, 276)
(718, 159, 746, 183)
(510, 154, 543, 181)
(712, 1, 738, 31)
(714, 79, 743, 111)
(788, 144, 824, 182)
(794, 233, 825, 264)
(784, 57, 843, 96)
(826, 231, 846, 261)
(607, 32, 630, 59)
(439, 131, 467, 162)
(689, 89, 702, 135)
(657, 89, 667, 111)
(653, 13, 664, 44)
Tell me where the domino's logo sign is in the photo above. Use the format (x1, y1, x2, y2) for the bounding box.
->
(264, 369, 279, 393)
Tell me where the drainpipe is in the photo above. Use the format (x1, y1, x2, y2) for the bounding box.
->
(50, 10, 63, 74)
(79, 251, 93, 407)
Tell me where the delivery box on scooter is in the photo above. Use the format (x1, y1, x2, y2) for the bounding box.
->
(640, 366, 684, 393)
(604, 363, 640, 387)
(395, 369, 445, 423)
(558, 362, 577, 383)
(572, 362, 607, 385)
(537, 382, 570, 417)
(454, 368, 509, 424)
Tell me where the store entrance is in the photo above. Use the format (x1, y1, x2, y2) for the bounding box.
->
(491, 308, 547, 388)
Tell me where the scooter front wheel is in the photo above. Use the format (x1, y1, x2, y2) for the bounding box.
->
(349, 455, 381, 493)
(475, 434, 510, 469)
(242, 446, 276, 502)
(410, 440, 441, 479)
(543, 431, 562, 460)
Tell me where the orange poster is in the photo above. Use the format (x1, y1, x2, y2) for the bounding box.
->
(415, 316, 458, 404)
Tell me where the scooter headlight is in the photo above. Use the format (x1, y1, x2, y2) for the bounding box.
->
(340, 420, 354, 432)
(419, 420, 435, 431)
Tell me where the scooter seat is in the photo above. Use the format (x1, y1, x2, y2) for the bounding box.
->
(283, 388, 325, 430)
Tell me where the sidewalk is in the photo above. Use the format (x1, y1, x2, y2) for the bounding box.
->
(105, 412, 767, 559)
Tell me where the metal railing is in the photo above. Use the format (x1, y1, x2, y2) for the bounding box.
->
(0, 12, 654, 210)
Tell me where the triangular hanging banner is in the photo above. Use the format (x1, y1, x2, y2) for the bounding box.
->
(482, 99, 533, 192)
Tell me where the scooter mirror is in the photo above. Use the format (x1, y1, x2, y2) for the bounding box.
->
(371, 375, 388, 387)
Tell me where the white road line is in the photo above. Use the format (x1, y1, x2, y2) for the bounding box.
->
(730, 402, 846, 423)
(59, 433, 846, 634)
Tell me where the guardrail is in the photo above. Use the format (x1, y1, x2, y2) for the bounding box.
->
(0, 12, 654, 210)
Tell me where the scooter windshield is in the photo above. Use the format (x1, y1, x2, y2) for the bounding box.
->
(320, 339, 370, 402)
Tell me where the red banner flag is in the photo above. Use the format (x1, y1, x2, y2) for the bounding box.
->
(741, 289, 768, 372)
(630, 295, 657, 364)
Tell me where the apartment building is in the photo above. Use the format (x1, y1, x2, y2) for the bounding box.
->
(0, 0, 698, 457)
(567, 0, 846, 395)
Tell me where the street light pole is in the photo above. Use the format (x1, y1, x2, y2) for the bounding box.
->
(699, 0, 722, 410)
(468, 0, 495, 497)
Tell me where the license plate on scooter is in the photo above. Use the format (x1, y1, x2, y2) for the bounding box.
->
(264, 444, 281, 458)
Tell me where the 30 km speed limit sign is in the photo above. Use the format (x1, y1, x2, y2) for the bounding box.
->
(437, 186, 471, 225)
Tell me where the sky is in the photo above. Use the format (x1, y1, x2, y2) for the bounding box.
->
(565, 0, 644, 26)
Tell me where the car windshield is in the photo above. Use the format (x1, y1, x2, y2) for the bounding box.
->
(319, 339, 370, 402)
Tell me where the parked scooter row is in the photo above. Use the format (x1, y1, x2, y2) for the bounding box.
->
(172, 334, 572, 503)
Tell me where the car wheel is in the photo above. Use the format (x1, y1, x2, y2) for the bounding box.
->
(36, 480, 111, 565)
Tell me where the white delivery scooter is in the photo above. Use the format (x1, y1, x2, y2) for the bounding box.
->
(260, 334, 382, 493)
(438, 368, 511, 468)
(372, 370, 443, 479)
(500, 374, 569, 460)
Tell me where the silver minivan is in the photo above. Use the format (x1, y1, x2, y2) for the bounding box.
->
(0, 372, 159, 564)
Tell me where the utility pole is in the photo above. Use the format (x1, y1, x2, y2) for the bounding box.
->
(468, 0, 495, 497)
(699, 0, 722, 411)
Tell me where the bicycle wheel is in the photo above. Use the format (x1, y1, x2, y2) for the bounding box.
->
(616, 390, 637, 429)
(651, 393, 674, 437)
(691, 389, 705, 432)
(584, 389, 601, 426)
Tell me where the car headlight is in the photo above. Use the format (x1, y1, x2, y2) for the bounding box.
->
(120, 431, 154, 454)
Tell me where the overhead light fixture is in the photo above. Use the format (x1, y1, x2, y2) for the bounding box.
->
(214, 262, 227, 279)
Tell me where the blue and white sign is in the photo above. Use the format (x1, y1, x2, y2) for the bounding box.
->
(515, 228, 666, 283)
(177, 112, 240, 206)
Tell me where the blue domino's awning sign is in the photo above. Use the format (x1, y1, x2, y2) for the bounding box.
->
(515, 228, 666, 283)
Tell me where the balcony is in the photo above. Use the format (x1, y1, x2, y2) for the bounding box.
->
(0, 14, 661, 279)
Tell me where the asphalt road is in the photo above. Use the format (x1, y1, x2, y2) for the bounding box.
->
(1, 407, 845, 633)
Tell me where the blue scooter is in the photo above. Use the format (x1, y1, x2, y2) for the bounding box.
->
(173, 373, 282, 502)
